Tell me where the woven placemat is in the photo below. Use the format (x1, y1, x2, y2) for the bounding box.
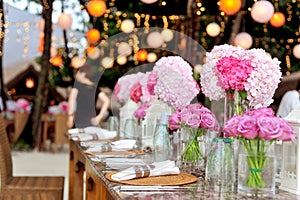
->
(105, 172, 197, 186)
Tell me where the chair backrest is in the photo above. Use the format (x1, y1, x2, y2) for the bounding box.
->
(13, 112, 30, 143)
(0, 114, 13, 188)
(54, 114, 69, 145)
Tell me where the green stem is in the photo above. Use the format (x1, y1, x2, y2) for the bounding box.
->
(241, 138, 271, 188)
(181, 127, 205, 162)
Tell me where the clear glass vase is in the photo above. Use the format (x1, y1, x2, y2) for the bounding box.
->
(224, 90, 249, 161)
(205, 137, 236, 193)
(179, 127, 207, 177)
(224, 90, 249, 124)
(238, 139, 276, 197)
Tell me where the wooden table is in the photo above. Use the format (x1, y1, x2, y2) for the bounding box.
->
(68, 139, 300, 200)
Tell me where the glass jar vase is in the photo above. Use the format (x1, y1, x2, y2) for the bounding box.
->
(205, 137, 236, 193)
(238, 139, 276, 197)
(179, 127, 207, 177)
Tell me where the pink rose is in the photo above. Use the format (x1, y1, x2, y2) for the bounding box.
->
(277, 118, 295, 141)
(186, 103, 203, 114)
(168, 110, 181, 130)
(237, 115, 258, 139)
(223, 114, 241, 137)
(182, 114, 201, 129)
(134, 104, 149, 119)
(257, 117, 282, 140)
(130, 82, 142, 103)
(245, 107, 274, 118)
(200, 113, 219, 132)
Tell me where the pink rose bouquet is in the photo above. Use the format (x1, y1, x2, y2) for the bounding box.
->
(169, 103, 219, 162)
(223, 107, 295, 188)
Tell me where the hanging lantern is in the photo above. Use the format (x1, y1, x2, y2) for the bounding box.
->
(71, 56, 86, 69)
(87, 0, 107, 17)
(147, 52, 157, 63)
(206, 22, 221, 37)
(120, 19, 135, 33)
(137, 49, 148, 62)
(116, 56, 127, 65)
(219, 0, 242, 15)
(161, 29, 174, 42)
(234, 32, 253, 49)
(270, 12, 285, 28)
(147, 31, 164, 48)
(251, 0, 274, 23)
(50, 55, 63, 67)
(140, 0, 158, 4)
(25, 78, 35, 89)
(117, 42, 132, 57)
(86, 28, 101, 44)
(87, 46, 100, 60)
(101, 57, 114, 69)
(293, 44, 300, 59)
(57, 13, 73, 30)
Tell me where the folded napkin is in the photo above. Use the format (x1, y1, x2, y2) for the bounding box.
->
(69, 126, 117, 141)
(85, 139, 136, 153)
(111, 160, 180, 181)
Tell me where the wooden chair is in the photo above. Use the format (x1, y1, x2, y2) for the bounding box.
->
(0, 114, 65, 200)
(11, 111, 30, 144)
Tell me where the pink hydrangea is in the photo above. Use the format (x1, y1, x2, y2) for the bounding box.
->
(152, 56, 200, 109)
(215, 56, 253, 91)
(200, 44, 282, 108)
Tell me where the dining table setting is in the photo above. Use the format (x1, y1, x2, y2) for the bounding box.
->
(66, 124, 300, 200)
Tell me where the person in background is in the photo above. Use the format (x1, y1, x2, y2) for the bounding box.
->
(67, 64, 111, 128)
(276, 86, 300, 118)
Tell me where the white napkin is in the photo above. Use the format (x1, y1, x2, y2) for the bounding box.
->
(111, 160, 180, 181)
(85, 139, 136, 152)
(69, 126, 117, 141)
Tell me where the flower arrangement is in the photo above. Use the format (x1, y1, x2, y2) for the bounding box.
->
(15, 98, 31, 113)
(48, 101, 69, 115)
(58, 101, 68, 114)
(125, 56, 200, 119)
(149, 56, 200, 110)
(169, 103, 219, 162)
(113, 72, 146, 104)
(200, 44, 281, 109)
(223, 107, 295, 189)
